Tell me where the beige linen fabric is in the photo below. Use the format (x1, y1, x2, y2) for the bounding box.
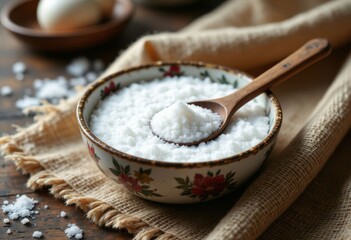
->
(1, 0, 351, 239)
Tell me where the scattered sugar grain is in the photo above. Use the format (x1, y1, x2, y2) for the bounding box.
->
(16, 96, 41, 109)
(67, 57, 90, 76)
(21, 217, 30, 225)
(85, 72, 97, 82)
(32, 231, 43, 238)
(33, 79, 43, 89)
(6, 229, 12, 234)
(35, 78, 69, 99)
(44, 205, 48, 209)
(35, 210, 39, 214)
(2, 195, 38, 220)
(3, 218, 10, 224)
(1, 86, 13, 96)
(3, 200, 9, 205)
(65, 223, 83, 239)
(12, 61, 27, 74)
(70, 77, 87, 87)
(75, 233, 83, 239)
(60, 211, 67, 218)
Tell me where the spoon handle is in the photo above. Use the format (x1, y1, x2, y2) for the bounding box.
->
(223, 38, 331, 116)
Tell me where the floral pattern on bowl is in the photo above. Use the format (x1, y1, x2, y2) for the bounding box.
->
(109, 158, 162, 198)
(175, 170, 236, 201)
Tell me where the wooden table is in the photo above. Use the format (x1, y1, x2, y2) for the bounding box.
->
(0, 0, 223, 238)
(1, 1, 351, 239)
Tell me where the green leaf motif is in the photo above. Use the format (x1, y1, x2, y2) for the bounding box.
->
(109, 168, 120, 177)
(109, 158, 163, 198)
(125, 165, 130, 175)
(175, 177, 186, 185)
(199, 71, 239, 89)
(112, 157, 122, 174)
(233, 80, 238, 88)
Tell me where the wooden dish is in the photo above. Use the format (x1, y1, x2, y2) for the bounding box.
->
(0, 0, 134, 51)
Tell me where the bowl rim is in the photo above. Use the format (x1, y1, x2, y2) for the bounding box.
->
(77, 61, 283, 169)
(0, 0, 134, 38)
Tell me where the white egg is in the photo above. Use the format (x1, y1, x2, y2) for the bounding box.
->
(95, 0, 115, 17)
(37, 0, 103, 32)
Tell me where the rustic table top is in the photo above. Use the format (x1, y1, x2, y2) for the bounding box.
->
(1, 0, 351, 239)
(0, 0, 223, 238)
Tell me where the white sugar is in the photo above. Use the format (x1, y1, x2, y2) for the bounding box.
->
(12, 62, 27, 74)
(2, 195, 38, 219)
(90, 76, 269, 162)
(1, 86, 13, 96)
(16, 96, 41, 109)
(3, 200, 9, 205)
(21, 217, 30, 224)
(85, 72, 97, 82)
(65, 223, 83, 239)
(44, 205, 48, 209)
(151, 101, 222, 143)
(32, 231, 43, 238)
(35, 78, 72, 99)
(11, 57, 105, 110)
(70, 77, 87, 87)
(6, 229, 12, 234)
(3, 218, 10, 223)
(60, 211, 67, 218)
(75, 233, 83, 239)
(66, 57, 90, 76)
(33, 79, 44, 89)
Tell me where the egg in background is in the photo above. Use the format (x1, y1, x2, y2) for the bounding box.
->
(37, 0, 115, 32)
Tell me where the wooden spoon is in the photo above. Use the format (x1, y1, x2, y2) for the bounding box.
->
(154, 38, 331, 146)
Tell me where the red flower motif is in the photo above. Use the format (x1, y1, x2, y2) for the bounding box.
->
(87, 143, 100, 161)
(191, 174, 227, 197)
(163, 65, 181, 77)
(119, 174, 142, 192)
(169, 65, 180, 72)
(87, 143, 95, 158)
(103, 81, 117, 95)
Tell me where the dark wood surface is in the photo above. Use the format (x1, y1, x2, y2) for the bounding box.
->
(0, 0, 223, 239)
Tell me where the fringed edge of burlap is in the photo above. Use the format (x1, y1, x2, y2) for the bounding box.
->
(0, 104, 177, 240)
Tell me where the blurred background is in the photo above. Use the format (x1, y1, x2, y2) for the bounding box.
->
(0, 0, 225, 238)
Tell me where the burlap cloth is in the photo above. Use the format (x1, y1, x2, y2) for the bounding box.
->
(1, 0, 351, 239)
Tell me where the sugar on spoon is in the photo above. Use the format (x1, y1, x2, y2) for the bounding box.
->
(151, 38, 331, 146)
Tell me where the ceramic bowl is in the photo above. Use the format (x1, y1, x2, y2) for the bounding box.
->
(77, 62, 282, 204)
(0, 0, 134, 51)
